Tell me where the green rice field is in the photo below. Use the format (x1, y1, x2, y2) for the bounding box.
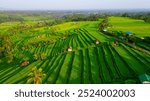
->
(0, 14, 150, 84)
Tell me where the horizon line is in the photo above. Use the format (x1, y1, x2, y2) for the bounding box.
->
(1, 8, 150, 11)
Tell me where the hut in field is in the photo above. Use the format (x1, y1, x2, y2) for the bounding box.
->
(67, 46, 73, 52)
(125, 32, 132, 36)
(113, 38, 119, 46)
(103, 29, 107, 32)
(139, 74, 150, 84)
(107, 26, 111, 29)
(21, 60, 29, 66)
(95, 39, 100, 45)
(114, 41, 119, 46)
(141, 37, 145, 40)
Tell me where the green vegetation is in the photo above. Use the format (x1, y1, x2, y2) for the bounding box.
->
(27, 67, 46, 84)
(0, 12, 150, 84)
(0, 35, 14, 63)
(108, 16, 150, 37)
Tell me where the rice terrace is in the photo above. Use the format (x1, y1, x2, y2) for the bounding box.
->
(0, 10, 150, 84)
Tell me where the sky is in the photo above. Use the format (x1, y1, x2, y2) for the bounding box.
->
(0, 0, 150, 10)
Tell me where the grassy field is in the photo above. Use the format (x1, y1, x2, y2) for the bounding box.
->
(0, 15, 150, 84)
(108, 16, 150, 37)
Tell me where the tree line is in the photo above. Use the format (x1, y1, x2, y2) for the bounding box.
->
(121, 12, 150, 23)
(61, 14, 102, 21)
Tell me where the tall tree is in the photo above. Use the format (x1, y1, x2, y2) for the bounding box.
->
(0, 35, 14, 63)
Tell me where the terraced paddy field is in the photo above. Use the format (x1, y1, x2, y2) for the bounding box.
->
(0, 17, 150, 84)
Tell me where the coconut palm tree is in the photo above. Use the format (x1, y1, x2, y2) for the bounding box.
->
(33, 54, 39, 61)
(40, 53, 46, 60)
(27, 67, 46, 84)
(0, 35, 14, 63)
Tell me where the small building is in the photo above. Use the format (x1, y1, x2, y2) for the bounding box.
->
(113, 38, 119, 46)
(140, 37, 145, 40)
(21, 60, 29, 66)
(103, 29, 107, 32)
(139, 74, 150, 84)
(67, 46, 73, 52)
(95, 40, 100, 45)
(114, 41, 119, 46)
(125, 32, 132, 36)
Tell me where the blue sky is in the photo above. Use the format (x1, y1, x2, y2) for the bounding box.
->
(0, 0, 150, 10)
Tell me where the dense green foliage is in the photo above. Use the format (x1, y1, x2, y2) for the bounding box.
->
(0, 35, 14, 63)
(62, 14, 101, 21)
(121, 12, 150, 23)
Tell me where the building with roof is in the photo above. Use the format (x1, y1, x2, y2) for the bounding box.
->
(139, 74, 150, 84)
(67, 46, 73, 52)
(125, 31, 132, 36)
(95, 40, 100, 45)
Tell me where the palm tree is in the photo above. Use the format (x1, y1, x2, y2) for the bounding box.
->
(0, 35, 14, 63)
(27, 67, 46, 84)
(33, 54, 39, 61)
(40, 53, 46, 60)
